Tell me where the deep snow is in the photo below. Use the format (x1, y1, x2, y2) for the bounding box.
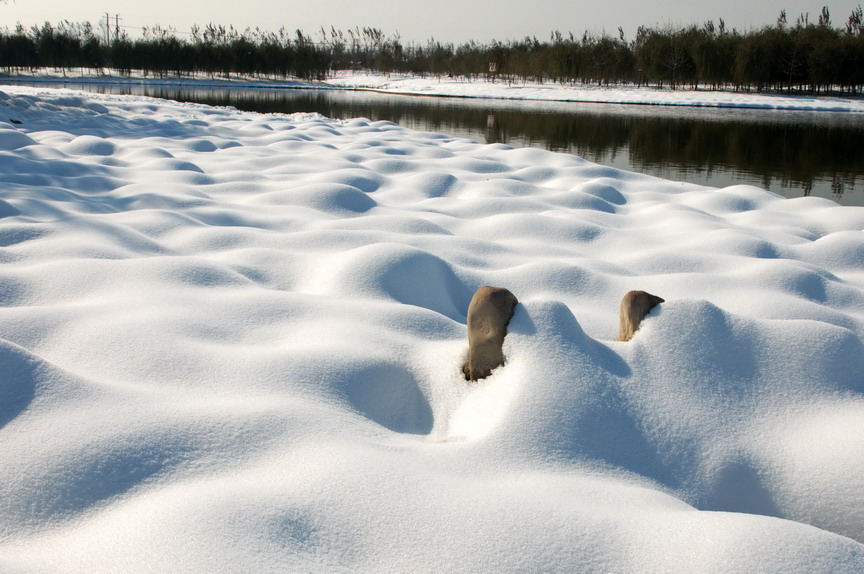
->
(0, 83, 863, 573)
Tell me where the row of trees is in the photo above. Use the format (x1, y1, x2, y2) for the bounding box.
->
(631, 7, 864, 92)
(1, 6, 863, 93)
(0, 22, 332, 80)
(396, 6, 864, 93)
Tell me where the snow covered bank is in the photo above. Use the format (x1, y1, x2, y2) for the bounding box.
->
(0, 69, 325, 91)
(6, 69, 864, 112)
(1, 85, 863, 572)
(327, 72, 864, 112)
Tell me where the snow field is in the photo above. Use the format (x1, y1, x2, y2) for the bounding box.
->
(0, 85, 863, 572)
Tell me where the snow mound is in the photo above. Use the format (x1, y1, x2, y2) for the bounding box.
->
(1, 86, 863, 573)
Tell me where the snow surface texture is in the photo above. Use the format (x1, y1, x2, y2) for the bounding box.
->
(1, 85, 863, 573)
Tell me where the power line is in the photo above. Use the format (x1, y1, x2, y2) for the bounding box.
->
(120, 24, 196, 36)
(102, 13, 196, 41)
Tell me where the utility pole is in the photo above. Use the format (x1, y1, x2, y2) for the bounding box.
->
(104, 13, 121, 46)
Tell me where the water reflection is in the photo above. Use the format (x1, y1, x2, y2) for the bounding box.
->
(13, 82, 864, 206)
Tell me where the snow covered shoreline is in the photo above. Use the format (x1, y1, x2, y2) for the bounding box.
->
(325, 71, 864, 112)
(1, 84, 863, 572)
(5, 69, 864, 112)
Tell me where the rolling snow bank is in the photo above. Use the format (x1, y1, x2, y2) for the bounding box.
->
(324, 71, 864, 112)
(1, 85, 863, 573)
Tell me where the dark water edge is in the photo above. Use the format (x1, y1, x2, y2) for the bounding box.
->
(5, 80, 863, 207)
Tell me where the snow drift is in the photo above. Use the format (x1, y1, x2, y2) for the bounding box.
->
(0, 85, 863, 573)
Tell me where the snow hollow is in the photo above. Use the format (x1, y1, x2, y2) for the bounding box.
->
(1, 84, 863, 573)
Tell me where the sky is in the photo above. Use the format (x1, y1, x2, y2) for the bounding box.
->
(2, 0, 862, 45)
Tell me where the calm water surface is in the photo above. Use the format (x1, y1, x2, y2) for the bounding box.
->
(11, 81, 864, 206)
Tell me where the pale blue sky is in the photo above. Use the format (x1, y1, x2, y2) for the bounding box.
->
(3, 0, 861, 44)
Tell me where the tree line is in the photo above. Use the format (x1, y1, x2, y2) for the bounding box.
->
(1, 6, 863, 93)
(0, 22, 332, 80)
